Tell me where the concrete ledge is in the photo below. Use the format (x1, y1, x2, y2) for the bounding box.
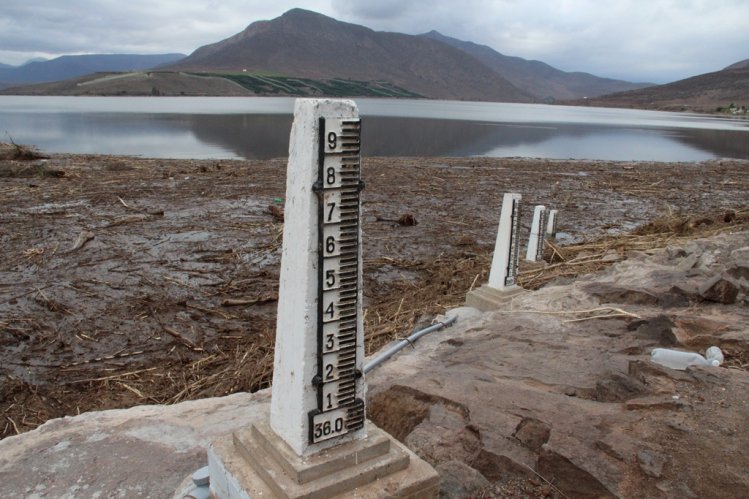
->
(465, 285, 525, 311)
(246, 421, 392, 485)
(209, 420, 439, 498)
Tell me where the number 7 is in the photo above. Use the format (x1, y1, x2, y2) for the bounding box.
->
(327, 202, 336, 222)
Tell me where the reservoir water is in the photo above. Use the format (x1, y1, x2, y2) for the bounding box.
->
(1, 96, 748, 161)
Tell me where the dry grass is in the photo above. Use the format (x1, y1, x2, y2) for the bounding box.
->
(0, 140, 48, 161)
(363, 208, 749, 353)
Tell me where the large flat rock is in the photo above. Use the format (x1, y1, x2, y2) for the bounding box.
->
(367, 230, 749, 498)
(0, 391, 270, 498)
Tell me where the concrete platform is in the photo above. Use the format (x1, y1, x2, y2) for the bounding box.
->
(465, 284, 525, 311)
(208, 420, 439, 499)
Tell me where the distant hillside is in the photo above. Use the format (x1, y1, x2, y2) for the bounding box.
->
(166, 8, 532, 102)
(725, 59, 749, 71)
(0, 71, 423, 98)
(0, 53, 185, 88)
(568, 62, 749, 113)
(421, 31, 651, 101)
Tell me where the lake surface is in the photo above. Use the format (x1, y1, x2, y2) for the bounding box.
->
(1, 96, 748, 161)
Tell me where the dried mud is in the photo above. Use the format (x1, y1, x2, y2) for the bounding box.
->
(1, 151, 747, 439)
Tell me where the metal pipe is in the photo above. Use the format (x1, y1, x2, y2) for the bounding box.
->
(363, 315, 457, 374)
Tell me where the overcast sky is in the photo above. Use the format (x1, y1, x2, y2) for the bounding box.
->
(1, 0, 747, 83)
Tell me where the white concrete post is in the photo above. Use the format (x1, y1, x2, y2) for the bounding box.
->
(546, 209, 558, 239)
(526, 205, 547, 262)
(270, 99, 366, 457)
(487, 193, 522, 289)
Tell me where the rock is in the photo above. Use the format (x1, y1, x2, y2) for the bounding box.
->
(672, 316, 731, 349)
(727, 264, 749, 282)
(537, 447, 617, 499)
(601, 250, 621, 262)
(666, 246, 689, 259)
(698, 274, 739, 304)
(595, 372, 647, 402)
(729, 246, 749, 264)
(584, 282, 660, 306)
(625, 395, 690, 411)
(668, 282, 701, 303)
(655, 480, 699, 498)
(440, 306, 483, 323)
(397, 213, 418, 226)
(435, 460, 490, 499)
(513, 417, 551, 452)
(631, 314, 679, 346)
(637, 449, 669, 478)
(0, 392, 269, 499)
(405, 404, 482, 466)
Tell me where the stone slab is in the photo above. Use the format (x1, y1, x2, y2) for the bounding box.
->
(465, 284, 525, 312)
(245, 421, 392, 485)
(209, 420, 439, 499)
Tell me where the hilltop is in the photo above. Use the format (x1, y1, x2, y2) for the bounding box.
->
(0, 53, 185, 89)
(569, 61, 749, 113)
(421, 30, 650, 102)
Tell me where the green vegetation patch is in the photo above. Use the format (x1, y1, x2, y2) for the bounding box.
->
(191, 72, 423, 98)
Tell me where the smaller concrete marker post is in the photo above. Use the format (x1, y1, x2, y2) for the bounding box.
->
(466, 193, 524, 311)
(488, 193, 522, 289)
(206, 98, 439, 499)
(525, 205, 547, 262)
(546, 209, 558, 239)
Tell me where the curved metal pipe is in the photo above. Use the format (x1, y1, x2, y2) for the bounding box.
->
(363, 315, 457, 374)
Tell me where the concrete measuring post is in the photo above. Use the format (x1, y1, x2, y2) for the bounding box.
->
(205, 99, 440, 499)
(525, 205, 547, 262)
(546, 209, 558, 239)
(487, 193, 522, 290)
(270, 99, 366, 457)
(466, 193, 524, 311)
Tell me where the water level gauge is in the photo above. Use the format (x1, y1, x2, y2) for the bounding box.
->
(309, 117, 365, 444)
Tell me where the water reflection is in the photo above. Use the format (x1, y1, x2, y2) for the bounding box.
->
(188, 115, 747, 161)
(1, 101, 748, 161)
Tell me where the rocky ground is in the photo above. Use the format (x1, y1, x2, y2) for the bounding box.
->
(0, 229, 746, 498)
(368, 231, 749, 498)
(0, 146, 748, 496)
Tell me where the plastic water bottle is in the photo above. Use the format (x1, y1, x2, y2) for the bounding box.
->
(705, 346, 724, 366)
(650, 348, 717, 370)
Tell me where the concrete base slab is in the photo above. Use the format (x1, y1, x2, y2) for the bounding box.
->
(465, 285, 525, 311)
(208, 420, 439, 499)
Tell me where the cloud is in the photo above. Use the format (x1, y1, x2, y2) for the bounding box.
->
(330, 0, 749, 82)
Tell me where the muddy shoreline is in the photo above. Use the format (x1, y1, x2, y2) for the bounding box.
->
(1, 153, 747, 438)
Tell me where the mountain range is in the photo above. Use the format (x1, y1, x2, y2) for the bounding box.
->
(0, 53, 185, 89)
(165, 8, 647, 102)
(1, 8, 746, 111)
(570, 62, 749, 112)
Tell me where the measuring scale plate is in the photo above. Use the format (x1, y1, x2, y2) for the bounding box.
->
(505, 197, 521, 287)
(309, 117, 365, 445)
